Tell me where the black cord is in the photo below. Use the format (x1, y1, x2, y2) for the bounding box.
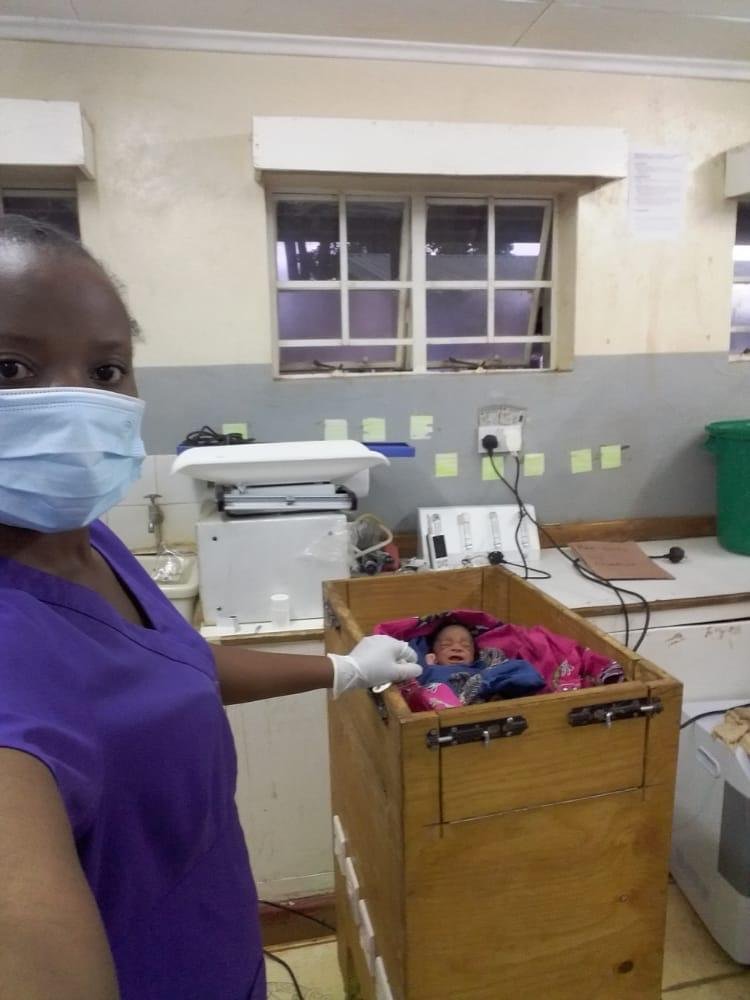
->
(680, 701, 750, 730)
(486, 451, 652, 651)
(264, 949, 305, 1000)
(572, 558, 631, 647)
(258, 898, 336, 934)
(179, 425, 254, 447)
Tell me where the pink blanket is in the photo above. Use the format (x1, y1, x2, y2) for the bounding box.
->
(374, 609, 624, 693)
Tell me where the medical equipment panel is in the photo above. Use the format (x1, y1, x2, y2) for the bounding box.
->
(417, 504, 540, 569)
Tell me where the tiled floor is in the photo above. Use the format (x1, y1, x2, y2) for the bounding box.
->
(265, 884, 750, 998)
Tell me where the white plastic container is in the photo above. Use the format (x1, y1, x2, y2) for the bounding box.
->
(671, 698, 750, 962)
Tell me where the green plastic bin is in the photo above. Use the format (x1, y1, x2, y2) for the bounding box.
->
(705, 420, 750, 555)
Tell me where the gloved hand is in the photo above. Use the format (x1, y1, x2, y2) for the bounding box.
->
(328, 635, 421, 698)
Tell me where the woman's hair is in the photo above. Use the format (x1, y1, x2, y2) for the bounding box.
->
(0, 214, 141, 336)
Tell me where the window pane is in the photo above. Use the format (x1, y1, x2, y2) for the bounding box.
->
(347, 202, 407, 280)
(2, 193, 79, 238)
(277, 290, 341, 340)
(494, 288, 551, 338)
(350, 290, 410, 340)
(495, 204, 548, 281)
(734, 203, 750, 280)
(427, 341, 549, 370)
(279, 343, 410, 373)
(426, 203, 487, 280)
(732, 284, 750, 328)
(276, 200, 339, 280)
(730, 331, 750, 356)
(426, 290, 486, 338)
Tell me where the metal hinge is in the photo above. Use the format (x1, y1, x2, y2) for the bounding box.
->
(426, 715, 528, 749)
(568, 697, 663, 729)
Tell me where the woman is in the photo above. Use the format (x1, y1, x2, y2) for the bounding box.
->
(0, 215, 420, 1000)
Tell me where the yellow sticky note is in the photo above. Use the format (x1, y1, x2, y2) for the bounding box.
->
(435, 453, 458, 478)
(523, 453, 545, 477)
(324, 419, 348, 441)
(482, 455, 504, 481)
(410, 415, 433, 440)
(222, 422, 247, 438)
(601, 444, 622, 470)
(570, 448, 593, 474)
(361, 417, 386, 442)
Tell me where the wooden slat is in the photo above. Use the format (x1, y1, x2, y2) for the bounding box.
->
(406, 788, 669, 999)
(343, 566, 485, 635)
(637, 658, 683, 789)
(539, 514, 715, 548)
(439, 682, 649, 822)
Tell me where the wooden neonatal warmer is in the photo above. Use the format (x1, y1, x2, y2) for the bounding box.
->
(325, 566, 682, 1000)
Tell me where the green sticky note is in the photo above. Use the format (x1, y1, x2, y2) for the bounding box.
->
(222, 422, 247, 438)
(361, 417, 386, 442)
(523, 453, 545, 477)
(601, 444, 622, 470)
(570, 448, 593, 474)
(324, 419, 348, 441)
(482, 455, 504, 481)
(410, 415, 433, 440)
(435, 453, 458, 478)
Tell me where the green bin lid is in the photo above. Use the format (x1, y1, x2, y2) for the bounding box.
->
(705, 419, 750, 440)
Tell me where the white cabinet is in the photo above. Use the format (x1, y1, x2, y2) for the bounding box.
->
(225, 637, 334, 901)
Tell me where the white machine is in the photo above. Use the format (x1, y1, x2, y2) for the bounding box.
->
(671, 699, 750, 963)
(172, 440, 388, 627)
(418, 504, 540, 570)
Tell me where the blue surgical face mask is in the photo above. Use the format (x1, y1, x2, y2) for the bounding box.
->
(0, 386, 146, 533)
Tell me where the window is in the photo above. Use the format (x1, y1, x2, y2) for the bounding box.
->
(730, 202, 750, 359)
(0, 189, 80, 238)
(271, 193, 554, 376)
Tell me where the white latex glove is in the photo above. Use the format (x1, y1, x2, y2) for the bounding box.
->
(328, 635, 421, 698)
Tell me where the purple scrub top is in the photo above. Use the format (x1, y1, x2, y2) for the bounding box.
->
(0, 521, 265, 999)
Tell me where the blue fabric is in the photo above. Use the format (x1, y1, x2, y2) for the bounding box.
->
(465, 659, 546, 702)
(419, 662, 485, 687)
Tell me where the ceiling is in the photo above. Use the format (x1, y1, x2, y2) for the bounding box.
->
(2, 1, 750, 67)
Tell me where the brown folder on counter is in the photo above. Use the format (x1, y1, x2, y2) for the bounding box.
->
(569, 540, 674, 580)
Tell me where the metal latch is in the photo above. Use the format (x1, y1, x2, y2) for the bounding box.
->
(568, 697, 663, 729)
(426, 715, 528, 749)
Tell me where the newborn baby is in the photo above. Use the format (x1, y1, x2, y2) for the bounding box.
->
(425, 623, 477, 667)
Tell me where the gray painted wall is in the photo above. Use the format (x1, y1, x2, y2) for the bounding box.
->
(136, 354, 750, 533)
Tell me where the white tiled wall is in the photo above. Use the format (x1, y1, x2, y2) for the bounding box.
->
(104, 454, 208, 550)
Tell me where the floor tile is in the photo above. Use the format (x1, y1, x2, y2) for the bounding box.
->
(265, 937, 345, 1000)
(662, 884, 746, 988)
(663, 972, 750, 998)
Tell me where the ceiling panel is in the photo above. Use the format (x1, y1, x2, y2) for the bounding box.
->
(69, 0, 548, 46)
(556, 1, 750, 16)
(522, 4, 750, 59)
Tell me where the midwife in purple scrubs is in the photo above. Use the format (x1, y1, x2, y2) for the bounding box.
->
(0, 215, 420, 1000)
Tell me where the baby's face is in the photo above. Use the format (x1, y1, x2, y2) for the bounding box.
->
(431, 625, 475, 665)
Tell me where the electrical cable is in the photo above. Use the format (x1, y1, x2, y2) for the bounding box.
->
(485, 448, 652, 651)
(679, 701, 750, 730)
(511, 453, 530, 580)
(263, 949, 305, 1000)
(258, 899, 336, 934)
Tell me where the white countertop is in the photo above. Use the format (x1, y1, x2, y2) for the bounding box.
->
(522, 537, 750, 613)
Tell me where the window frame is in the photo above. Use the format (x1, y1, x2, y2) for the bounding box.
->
(729, 200, 750, 362)
(0, 186, 80, 238)
(269, 188, 558, 378)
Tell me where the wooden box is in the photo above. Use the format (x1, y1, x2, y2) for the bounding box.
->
(324, 567, 682, 1000)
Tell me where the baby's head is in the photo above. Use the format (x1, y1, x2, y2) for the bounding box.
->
(426, 623, 476, 667)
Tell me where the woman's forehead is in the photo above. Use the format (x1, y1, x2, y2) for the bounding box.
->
(0, 247, 132, 341)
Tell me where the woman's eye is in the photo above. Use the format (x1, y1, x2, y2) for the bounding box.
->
(0, 359, 33, 381)
(93, 365, 125, 385)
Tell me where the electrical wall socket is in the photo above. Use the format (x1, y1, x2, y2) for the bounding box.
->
(477, 404, 525, 454)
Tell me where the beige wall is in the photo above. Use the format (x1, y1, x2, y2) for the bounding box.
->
(1, 38, 748, 366)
